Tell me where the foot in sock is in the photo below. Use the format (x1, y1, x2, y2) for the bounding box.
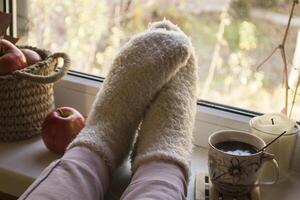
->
(131, 22, 198, 185)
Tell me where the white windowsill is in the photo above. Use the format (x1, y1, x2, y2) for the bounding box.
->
(0, 74, 300, 199)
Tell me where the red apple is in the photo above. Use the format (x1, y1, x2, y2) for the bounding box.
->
(21, 48, 42, 66)
(0, 39, 27, 75)
(41, 107, 85, 155)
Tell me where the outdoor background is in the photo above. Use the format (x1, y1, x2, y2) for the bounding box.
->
(17, 0, 300, 120)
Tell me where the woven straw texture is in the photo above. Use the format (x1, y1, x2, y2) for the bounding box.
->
(0, 46, 70, 142)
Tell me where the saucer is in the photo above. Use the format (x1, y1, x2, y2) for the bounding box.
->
(195, 171, 260, 200)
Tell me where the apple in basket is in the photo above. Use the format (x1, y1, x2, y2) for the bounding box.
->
(0, 39, 27, 75)
(0, 39, 42, 75)
(41, 107, 85, 155)
(21, 48, 42, 66)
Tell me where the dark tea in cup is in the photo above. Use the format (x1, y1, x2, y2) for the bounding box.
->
(214, 141, 259, 156)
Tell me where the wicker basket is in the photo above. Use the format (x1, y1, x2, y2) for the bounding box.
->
(0, 46, 70, 142)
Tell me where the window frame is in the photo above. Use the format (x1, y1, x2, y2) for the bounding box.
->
(1, 0, 17, 37)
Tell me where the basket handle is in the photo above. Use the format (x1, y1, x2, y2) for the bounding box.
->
(12, 52, 70, 84)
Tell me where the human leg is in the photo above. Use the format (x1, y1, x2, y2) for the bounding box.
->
(18, 147, 109, 200)
(132, 46, 197, 177)
(19, 20, 192, 200)
(125, 25, 198, 199)
(67, 20, 192, 175)
(121, 161, 187, 200)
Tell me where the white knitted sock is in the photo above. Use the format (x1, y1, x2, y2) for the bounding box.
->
(68, 20, 193, 174)
(131, 27, 198, 181)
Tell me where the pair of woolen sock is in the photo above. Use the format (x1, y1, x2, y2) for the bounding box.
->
(68, 20, 198, 181)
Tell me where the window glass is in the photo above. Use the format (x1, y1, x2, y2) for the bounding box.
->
(17, 0, 300, 119)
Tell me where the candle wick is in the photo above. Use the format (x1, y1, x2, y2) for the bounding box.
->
(271, 118, 275, 125)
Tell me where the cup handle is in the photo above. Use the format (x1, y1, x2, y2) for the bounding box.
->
(255, 152, 279, 186)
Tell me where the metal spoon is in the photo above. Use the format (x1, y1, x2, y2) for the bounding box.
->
(258, 131, 287, 152)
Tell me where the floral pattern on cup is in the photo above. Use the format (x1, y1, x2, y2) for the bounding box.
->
(209, 151, 262, 195)
(210, 153, 261, 182)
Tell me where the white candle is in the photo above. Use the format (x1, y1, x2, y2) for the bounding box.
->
(250, 113, 299, 181)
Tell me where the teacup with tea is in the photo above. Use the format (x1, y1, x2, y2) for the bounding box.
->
(208, 130, 279, 196)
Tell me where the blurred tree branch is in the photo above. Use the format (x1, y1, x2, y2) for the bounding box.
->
(201, 0, 231, 98)
(256, 0, 299, 116)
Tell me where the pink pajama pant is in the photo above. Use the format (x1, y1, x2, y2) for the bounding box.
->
(18, 147, 187, 200)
